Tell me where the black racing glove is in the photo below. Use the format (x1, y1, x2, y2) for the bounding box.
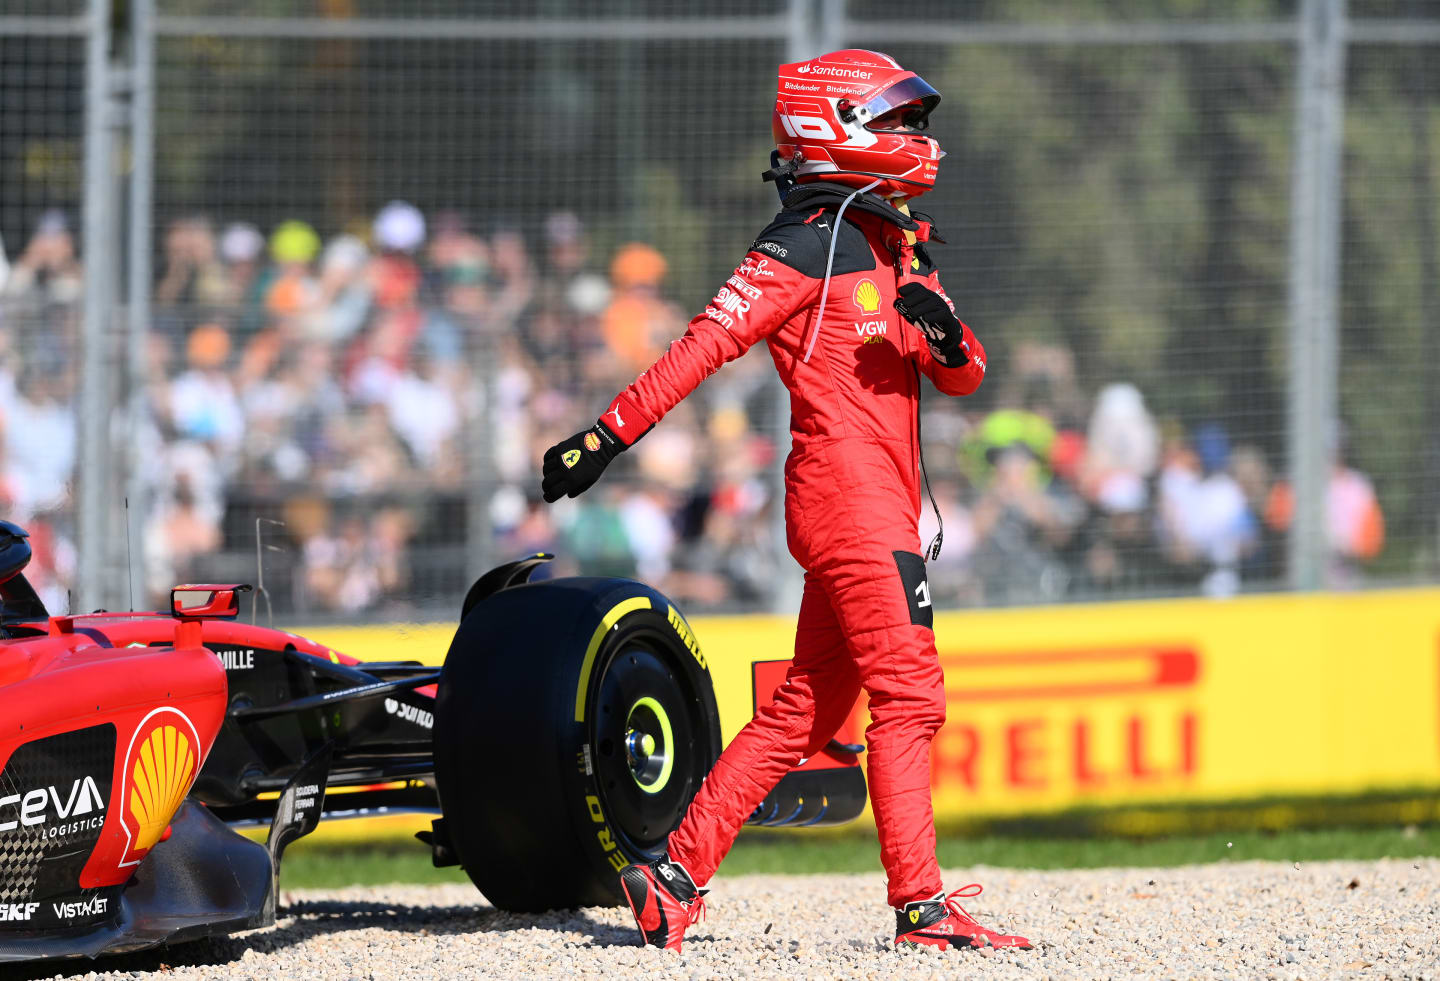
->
(893, 281, 970, 367)
(541, 420, 624, 502)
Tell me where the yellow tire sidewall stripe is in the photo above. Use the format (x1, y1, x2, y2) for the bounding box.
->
(573, 596, 652, 723)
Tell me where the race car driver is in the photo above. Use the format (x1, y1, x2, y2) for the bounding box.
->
(540, 49, 1032, 955)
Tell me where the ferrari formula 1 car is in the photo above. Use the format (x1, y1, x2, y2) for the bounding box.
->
(0, 520, 865, 963)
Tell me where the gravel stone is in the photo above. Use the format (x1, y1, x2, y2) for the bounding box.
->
(10, 858, 1439, 980)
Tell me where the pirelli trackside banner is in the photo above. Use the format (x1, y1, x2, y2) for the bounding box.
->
(301, 586, 1440, 823)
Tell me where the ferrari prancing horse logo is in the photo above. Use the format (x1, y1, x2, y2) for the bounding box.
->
(562, 449, 582, 469)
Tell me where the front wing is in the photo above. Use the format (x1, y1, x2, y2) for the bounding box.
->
(0, 802, 272, 963)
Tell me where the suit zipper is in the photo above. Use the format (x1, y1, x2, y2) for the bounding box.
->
(896, 250, 944, 563)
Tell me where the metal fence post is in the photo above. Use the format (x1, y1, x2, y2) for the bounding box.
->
(77, 0, 114, 613)
(125, 0, 156, 609)
(762, 0, 822, 615)
(1287, 0, 1348, 592)
(466, 326, 497, 587)
(818, 0, 847, 56)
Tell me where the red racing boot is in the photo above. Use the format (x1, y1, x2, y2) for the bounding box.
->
(894, 884, 1032, 951)
(619, 856, 707, 952)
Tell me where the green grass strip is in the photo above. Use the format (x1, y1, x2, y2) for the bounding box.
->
(717, 825, 1440, 877)
(275, 824, 1440, 890)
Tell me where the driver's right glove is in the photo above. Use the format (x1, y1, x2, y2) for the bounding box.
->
(541, 420, 623, 502)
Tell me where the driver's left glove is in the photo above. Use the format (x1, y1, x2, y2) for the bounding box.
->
(894, 281, 970, 367)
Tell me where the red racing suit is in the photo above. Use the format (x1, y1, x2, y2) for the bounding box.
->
(600, 184, 986, 908)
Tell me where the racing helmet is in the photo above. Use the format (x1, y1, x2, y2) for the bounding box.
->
(772, 49, 943, 199)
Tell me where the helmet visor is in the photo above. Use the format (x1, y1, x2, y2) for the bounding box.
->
(861, 75, 941, 131)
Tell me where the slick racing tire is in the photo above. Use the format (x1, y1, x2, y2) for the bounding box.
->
(434, 577, 722, 912)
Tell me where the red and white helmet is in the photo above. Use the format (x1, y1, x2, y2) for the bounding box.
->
(773, 49, 943, 199)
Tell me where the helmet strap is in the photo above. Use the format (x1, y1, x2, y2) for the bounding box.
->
(893, 200, 919, 248)
(892, 201, 921, 283)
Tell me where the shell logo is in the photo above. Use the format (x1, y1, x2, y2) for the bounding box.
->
(118, 707, 200, 866)
(852, 279, 881, 314)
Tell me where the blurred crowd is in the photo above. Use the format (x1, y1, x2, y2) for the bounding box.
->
(914, 346, 1385, 608)
(0, 204, 1387, 617)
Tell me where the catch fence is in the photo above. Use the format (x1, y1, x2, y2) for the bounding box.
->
(0, 0, 1435, 619)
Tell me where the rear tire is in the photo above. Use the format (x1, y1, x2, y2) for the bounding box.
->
(434, 577, 721, 912)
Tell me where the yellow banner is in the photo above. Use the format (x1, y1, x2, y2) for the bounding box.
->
(298, 586, 1440, 822)
(696, 587, 1440, 818)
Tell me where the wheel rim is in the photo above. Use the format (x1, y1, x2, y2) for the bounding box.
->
(592, 634, 708, 859)
(624, 696, 675, 794)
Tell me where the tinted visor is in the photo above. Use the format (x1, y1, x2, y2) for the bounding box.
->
(861, 75, 941, 131)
